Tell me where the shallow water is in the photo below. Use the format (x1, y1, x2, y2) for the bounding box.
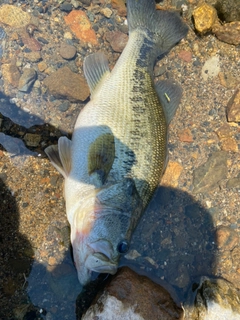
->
(0, 97, 217, 318)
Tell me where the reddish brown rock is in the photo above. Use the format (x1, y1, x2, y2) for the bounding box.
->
(105, 30, 128, 53)
(212, 21, 240, 46)
(111, 0, 127, 17)
(82, 267, 183, 319)
(177, 128, 193, 142)
(178, 50, 192, 63)
(64, 10, 98, 46)
(227, 88, 240, 122)
(44, 66, 89, 102)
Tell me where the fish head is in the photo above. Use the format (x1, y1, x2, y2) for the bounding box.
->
(70, 178, 143, 285)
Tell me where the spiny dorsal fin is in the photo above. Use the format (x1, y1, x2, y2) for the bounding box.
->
(83, 52, 110, 97)
(155, 80, 182, 126)
(88, 133, 115, 187)
(45, 136, 72, 178)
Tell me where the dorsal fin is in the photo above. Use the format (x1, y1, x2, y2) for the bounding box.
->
(88, 133, 115, 187)
(83, 52, 110, 97)
(155, 80, 182, 125)
(45, 136, 72, 178)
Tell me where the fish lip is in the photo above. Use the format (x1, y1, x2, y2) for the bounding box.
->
(90, 265, 118, 275)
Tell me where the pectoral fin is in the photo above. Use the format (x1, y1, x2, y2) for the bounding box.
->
(83, 52, 110, 97)
(155, 80, 182, 126)
(88, 133, 115, 187)
(45, 136, 72, 178)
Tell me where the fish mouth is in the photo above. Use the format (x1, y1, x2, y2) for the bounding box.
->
(90, 264, 118, 275)
(85, 252, 118, 275)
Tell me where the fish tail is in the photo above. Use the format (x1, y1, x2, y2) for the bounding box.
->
(127, 0, 188, 57)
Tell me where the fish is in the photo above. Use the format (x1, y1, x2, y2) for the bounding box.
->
(45, 0, 188, 285)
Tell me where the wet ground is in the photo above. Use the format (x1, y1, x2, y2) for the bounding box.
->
(0, 0, 240, 319)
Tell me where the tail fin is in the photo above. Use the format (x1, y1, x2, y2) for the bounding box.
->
(127, 0, 188, 56)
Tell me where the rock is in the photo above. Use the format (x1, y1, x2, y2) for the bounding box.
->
(178, 50, 192, 63)
(215, 225, 239, 251)
(58, 101, 70, 112)
(192, 151, 228, 194)
(37, 61, 48, 72)
(111, 0, 127, 17)
(177, 128, 193, 142)
(23, 133, 41, 147)
(1, 62, 20, 88)
(0, 4, 31, 27)
(60, 2, 72, 12)
(25, 52, 42, 63)
(105, 31, 128, 53)
(215, 0, 240, 22)
(193, 3, 218, 33)
(44, 66, 89, 102)
(226, 177, 240, 189)
(212, 21, 240, 45)
(19, 29, 42, 51)
(101, 7, 113, 18)
(218, 72, 238, 89)
(226, 88, 240, 122)
(59, 43, 77, 60)
(184, 277, 240, 319)
(82, 267, 183, 320)
(161, 161, 183, 188)
(18, 68, 37, 92)
(64, 10, 98, 46)
(215, 124, 238, 152)
(201, 56, 220, 81)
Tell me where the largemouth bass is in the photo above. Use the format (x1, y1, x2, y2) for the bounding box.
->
(45, 0, 188, 285)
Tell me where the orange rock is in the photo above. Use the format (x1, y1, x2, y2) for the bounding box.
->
(111, 0, 127, 17)
(161, 161, 183, 188)
(64, 10, 98, 46)
(177, 128, 193, 142)
(220, 137, 238, 153)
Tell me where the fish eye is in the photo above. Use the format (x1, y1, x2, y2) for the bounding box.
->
(117, 240, 129, 254)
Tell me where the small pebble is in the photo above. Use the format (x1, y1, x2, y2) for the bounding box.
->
(59, 43, 77, 60)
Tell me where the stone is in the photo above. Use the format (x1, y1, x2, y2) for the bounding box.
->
(19, 29, 42, 51)
(161, 161, 183, 188)
(0, 4, 31, 28)
(111, 0, 127, 17)
(101, 7, 113, 18)
(201, 55, 220, 81)
(184, 276, 240, 319)
(178, 50, 192, 63)
(192, 151, 228, 194)
(25, 52, 42, 63)
(23, 133, 41, 147)
(215, 225, 239, 251)
(226, 177, 240, 189)
(177, 128, 193, 142)
(193, 3, 218, 33)
(59, 43, 77, 60)
(226, 88, 240, 122)
(82, 267, 183, 319)
(38, 61, 48, 72)
(218, 72, 239, 89)
(215, 0, 240, 22)
(1, 62, 20, 88)
(212, 21, 240, 46)
(215, 124, 238, 152)
(105, 30, 128, 53)
(18, 68, 37, 92)
(44, 66, 89, 102)
(64, 10, 98, 46)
